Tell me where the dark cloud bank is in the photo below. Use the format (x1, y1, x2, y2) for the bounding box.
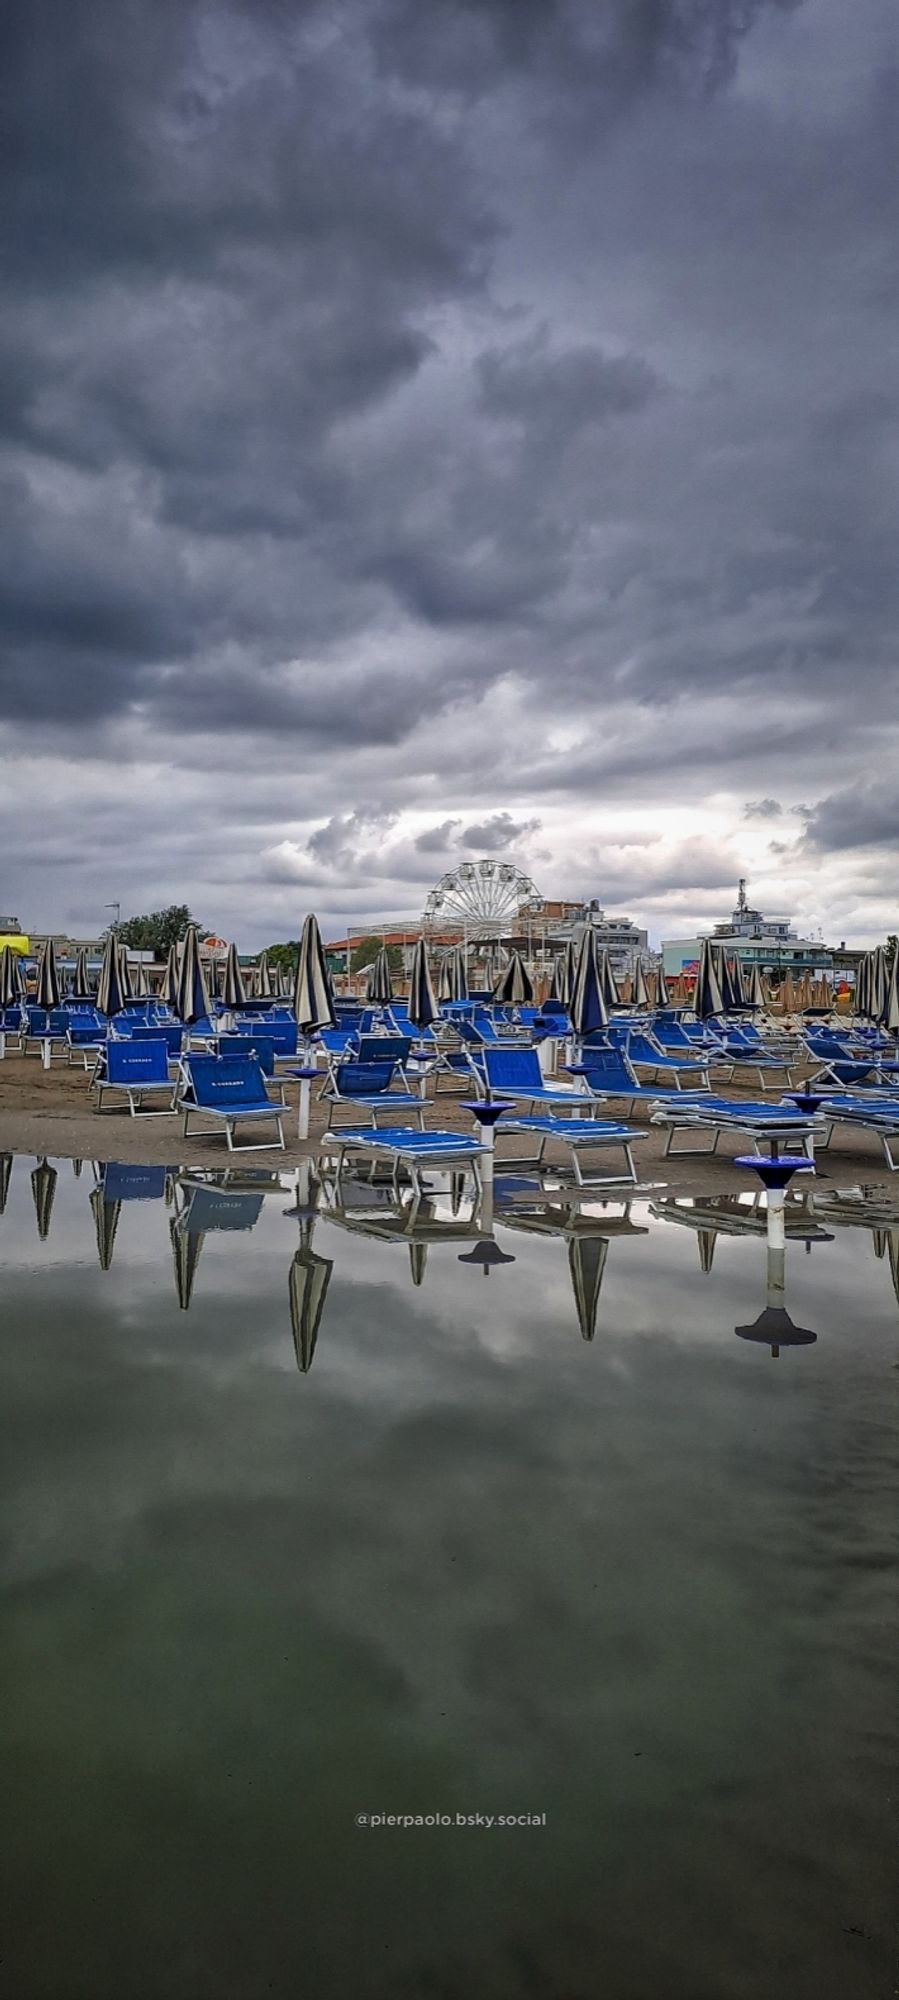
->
(1, 0, 897, 942)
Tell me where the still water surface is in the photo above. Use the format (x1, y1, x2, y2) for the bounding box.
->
(0, 1156, 896, 1999)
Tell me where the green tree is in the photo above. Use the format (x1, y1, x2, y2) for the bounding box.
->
(117, 905, 202, 955)
(350, 935, 402, 975)
(263, 942, 299, 973)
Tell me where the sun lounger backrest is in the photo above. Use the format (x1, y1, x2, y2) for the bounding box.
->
(334, 1059, 397, 1096)
(580, 1048, 639, 1091)
(356, 1035, 412, 1063)
(106, 1040, 171, 1084)
(217, 1034, 277, 1075)
(131, 1024, 183, 1055)
(482, 1047, 543, 1092)
(184, 1055, 268, 1106)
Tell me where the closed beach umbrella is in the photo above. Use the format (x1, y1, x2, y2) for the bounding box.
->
(494, 951, 533, 1006)
(116, 942, 133, 1001)
(175, 924, 211, 1026)
(631, 961, 650, 1009)
(256, 949, 274, 999)
(881, 944, 899, 1036)
(598, 948, 620, 1011)
(132, 958, 150, 998)
(35, 939, 61, 1010)
(31, 1158, 58, 1241)
(870, 945, 888, 1024)
(365, 946, 394, 1005)
(162, 942, 180, 1009)
(0, 945, 22, 1008)
(439, 944, 468, 1004)
(407, 936, 438, 1031)
(654, 963, 671, 1009)
(96, 930, 127, 1017)
(747, 962, 766, 1011)
(0, 1154, 12, 1216)
(294, 914, 336, 1034)
(221, 941, 247, 1010)
(289, 1245, 333, 1372)
(71, 947, 93, 999)
(697, 1229, 718, 1274)
(693, 938, 724, 1020)
(550, 940, 576, 1008)
(570, 929, 608, 1039)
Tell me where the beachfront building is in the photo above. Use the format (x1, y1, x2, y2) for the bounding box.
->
(662, 881, 833, 981)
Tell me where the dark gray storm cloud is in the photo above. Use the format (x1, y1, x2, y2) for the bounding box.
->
(2, 0, 897, 942)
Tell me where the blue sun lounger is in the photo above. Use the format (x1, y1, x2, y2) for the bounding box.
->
(480, 1046, 598, 1111)
(650, 1097, 824, 1159)
(327, 1126, 489, 1196)
(567, 1047, 712, 1115)
(320, 1058, 427, 1131)
(813, 1094, 899, 1170)
(493, 1114, 646, 1186)
(179, 1055, 286, 1151)
(94, 1039, 179, 1117)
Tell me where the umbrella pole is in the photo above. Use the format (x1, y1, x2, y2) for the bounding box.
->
(297, 1075, 312, 1143)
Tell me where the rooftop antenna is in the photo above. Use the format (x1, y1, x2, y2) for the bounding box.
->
(737, 878, 748, 916)
(105, 900, 121, 931)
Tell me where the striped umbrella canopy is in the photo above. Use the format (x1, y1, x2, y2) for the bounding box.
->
(31, 1158, 58, 1241)
(631, 960, 650, 1009)
(714, 947, 742, 1015)
(438, 944, 469, 1004)
(597, 948, 620, 1010)
(34, 939, 61, 1010)
(294, 914, 336, 1034)
(71, 947, 93, 999)
(162, 943, 180, 1009)
(494, 951, 534, 1007)
(117, 941, 134, 1001)
(550, 940, 576, 1008)
(747, 961, 766, 1011)
(881, 945, 899, 1036)
(654, 963, 671, 1008)
(96, 931, 128, 1017)
(693, 938, 724, 1020)
(175, 924, 211, 1026)
(256, 949, 274, 999)
(407, 937, 438, 1031)
(132, 958, 150, 998)
(780, 967, 797, 1013)
(365, 946, 394, 1005)
(0, 945, 23, 1007)
(570, 928, 609, 1039)
(869, 945, 888, 1024)
(221, 941, 247, 1010)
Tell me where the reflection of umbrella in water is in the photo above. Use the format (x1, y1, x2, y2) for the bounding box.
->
(31, 1158, 58, 1240)
(409, 1240, 428, 1287)
(697, 1228, 717, 1274)
(89, 1184, 121, 1271)
(171, 1217, 204, 1310)
(289, 1243, 333, 1371)
(568, 1234, 609, 1342)
(886, 1230, 899, 1312)
(0, 1153, 12, 1215)
(72, 1157, 84, 1179)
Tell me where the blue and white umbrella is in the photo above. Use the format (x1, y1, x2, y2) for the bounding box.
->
(570, 929, 608, 1039)
(34, 939, 61, 1011)
(221, 941, 247, 1010)
(550, 940, 576, 1008)
(598, 947, 620, 1011)
(71, 946, 93, 999)
(630, 960, 650, 1009)
(880, 944, 899, 1036)
(175, 924, 211, 1026)
(654, 962, 671, 1009)
(494, 951, 534, 1007)
(407, 937, 438, 1031)
(117, 941, 134, 1002)
(439, 944, 469, 1004)
(162, 943, 180, 1009)
(747, 961, 766, 1011)
(693, 938, 724, 1021)
(0, 945, 24, 1008)
(716, 947, 742, 1015)
(256, 949, 274, 1000)
(97, 931, 127, 1018)
(294, 915, 336, 1034)
(365, 946, 394, 1006)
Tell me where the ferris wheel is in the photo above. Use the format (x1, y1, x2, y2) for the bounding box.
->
(422, 859, 543, 938)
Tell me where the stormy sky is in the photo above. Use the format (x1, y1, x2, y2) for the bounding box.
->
(2, 0, 897, 948)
